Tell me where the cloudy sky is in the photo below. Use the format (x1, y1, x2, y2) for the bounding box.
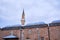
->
(0, 0, 60, 28)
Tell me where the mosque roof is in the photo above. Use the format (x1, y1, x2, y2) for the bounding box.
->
(1, 22, 48, 30)
(49, 20, 60, 26)
(1, 21, 60, 30)
(0, 28, 1, 30)
(52, 20, 60, 23)
(26, 22, 46, 25)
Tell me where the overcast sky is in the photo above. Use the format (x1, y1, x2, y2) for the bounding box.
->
(0, 0, 60, 28)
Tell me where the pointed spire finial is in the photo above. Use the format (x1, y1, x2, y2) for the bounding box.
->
(21, 9, 25, 26)
(22, 9, 24, 17)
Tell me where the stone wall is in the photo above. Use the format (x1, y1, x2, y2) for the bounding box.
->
(49, 26, 60, 40)
(0, 26, 60, 40)
(0, 29, 2, 40)
(1, 30, 20, 40)
(23, 27, 48, 40)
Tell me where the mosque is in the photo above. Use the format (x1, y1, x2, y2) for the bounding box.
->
(0, 10, 60, 40)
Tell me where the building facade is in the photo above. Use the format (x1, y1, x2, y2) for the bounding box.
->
(0, 10, 60, 40)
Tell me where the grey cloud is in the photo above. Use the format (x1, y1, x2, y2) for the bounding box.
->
(0, 0, 60, 27)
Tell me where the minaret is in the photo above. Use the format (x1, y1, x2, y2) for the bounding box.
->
(20, 9, 25, 40)
(21, 9, 25, 26)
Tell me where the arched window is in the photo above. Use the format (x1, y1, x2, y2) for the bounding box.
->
(22, 30, 24, 40)
(36, 28, 40, 40)
(36, 28, 40, 34)
(26, 37, 30, 40)
(41, 37, 44, 40)
(28, 30, 32, 34)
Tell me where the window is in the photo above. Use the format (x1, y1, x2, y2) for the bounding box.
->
(41, 37, 44, 40)
(26, 37, 30, 40)
(36, 28, 40, 34)
(22, 31, 24, 40)
(36, 28, 39, 30)
(38, 37, 40, 40)
(55, 39, 57, 40)
(28, 30, 32, 34)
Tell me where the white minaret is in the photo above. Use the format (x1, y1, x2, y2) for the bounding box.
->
(20, 9, 25, 40)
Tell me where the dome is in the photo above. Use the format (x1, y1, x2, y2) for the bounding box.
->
(26, 22, 46, 26)
(0, 28, 1, 30)
(35, 22, 46, 25)
(3, 35, 17, 38)
(3, 31, 18, 38)
(52, 20, 60, 23)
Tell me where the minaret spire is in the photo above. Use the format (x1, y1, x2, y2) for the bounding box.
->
(21, 9, 25, 26)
